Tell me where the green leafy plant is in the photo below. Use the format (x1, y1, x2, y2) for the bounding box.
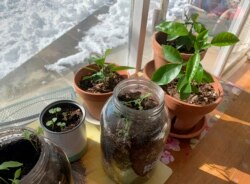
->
(83, 49, 134, 84)
(152, 13, 239, 100)
(22, 127, 43, 152)
(45, 107, 67, 131)
(0, 161, 23, 184)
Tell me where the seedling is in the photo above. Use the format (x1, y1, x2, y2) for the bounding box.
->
(0, 161, 23, 184)
(83, 49, 134, 86)
(56, 122, 66, 131)
(22, 127, 43, 152)
(122, 93, 152, 110)
(45, 107, 62, 129)
(116, 115, 131, 141)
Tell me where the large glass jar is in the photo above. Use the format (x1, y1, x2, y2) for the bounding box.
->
(100, 78, 170, 184)
(0, 128, 73, 183)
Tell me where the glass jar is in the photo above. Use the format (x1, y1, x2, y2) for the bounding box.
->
(0, 128, 73, 183)
(100, 78, 170, 184)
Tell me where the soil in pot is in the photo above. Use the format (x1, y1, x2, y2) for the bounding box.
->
(78, 70, 124, 93)
(163, 79, 218, 105)
(101, 91, 167, 181)
(42, 103, 82, 132)
(0, 136, 41, 181)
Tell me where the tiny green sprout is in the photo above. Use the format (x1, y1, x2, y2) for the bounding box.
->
(123, 93, 152, 110)
(56, 122, 66, 131)
(22, 128, 43, 152)
(48, 107, 61, 114)
(45, 117, 57, 128)
(9, 168, 21, 184)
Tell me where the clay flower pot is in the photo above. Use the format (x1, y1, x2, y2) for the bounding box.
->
(74, 64, 129, 120)
(143, 60, 224, 138)
(152, 32, 207, 70)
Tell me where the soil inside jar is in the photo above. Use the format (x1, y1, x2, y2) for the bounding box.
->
(101, 91, 166, 179)
(42, 103, 82, 132)
(79, 71, 124, 93)
(162, 79, 218, 105)
(0, 138, 41, 181)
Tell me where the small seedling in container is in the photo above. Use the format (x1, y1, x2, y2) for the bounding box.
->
(0, 161, 23, 184)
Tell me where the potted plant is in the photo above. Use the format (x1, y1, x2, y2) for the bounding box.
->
(144, 13, 239, 138)
(0, 127, 73, 183)
(152, 13, 239, 69)
(39, 100, 87, 162)
(74, 49, 134, 120)
(100, 78, 170, 183)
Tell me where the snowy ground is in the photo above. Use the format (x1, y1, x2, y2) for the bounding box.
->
(0, 0, 188, 78)
(0, 0, 113, 79)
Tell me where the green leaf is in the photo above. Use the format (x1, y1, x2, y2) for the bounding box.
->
(49, 109, 56, 114)
(167, 34, 179, 41)
(156, 21, 189, 36)
(14, 168, 22, 180)
(186, 53, 201, 83)
(111, 66, 134, 71)
(52, 118, 57, 122)
(211, 32, 239, 46)
(162, 45, 183, 63)
(193, 22, 206, 33)
(202, 71, 214, 83)
(191, 13, 199, 22)
(152, 64, 182, 85)
(22, 130, 32, 140)
(46, 120, 53, 126)
(192, 85, 199, 93)
(176, 36, 194, 51)
(36, 127, 43, 135)
(194, 64, 204, 84)
(197, 30, 208, 42)
(94, 58, 105, 68)
(0, 161, 23, 170)
(56, 107, 61, 112)
(180, 83, 192, 100)
(177, 76, 188, 92)
(104, 49, 112, 57)
(195, 30, 209, 51)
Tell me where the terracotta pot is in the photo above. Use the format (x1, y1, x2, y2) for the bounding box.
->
(74, 64, 129, 120)
(152, 32, 207, 70)
(143, 60, 224, 138)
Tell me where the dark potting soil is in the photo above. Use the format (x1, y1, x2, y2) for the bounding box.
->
(79, 71, 124, 93)
(43, 103, 82, 132)
(0, 138, 41, 181)
(118, 91, 158, 110)
(163, 79, 218, 105)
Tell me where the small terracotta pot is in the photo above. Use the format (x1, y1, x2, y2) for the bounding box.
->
(143, 60, 224, 138)
(152, 32, 207, 70)
(74, 64, 129, 120)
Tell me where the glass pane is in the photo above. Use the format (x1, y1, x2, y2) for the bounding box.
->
(142, 0, 249, 75)
(0, 0, 132, 108)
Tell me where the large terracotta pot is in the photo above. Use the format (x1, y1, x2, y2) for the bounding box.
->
(152, 32, 207, 70)
(143, 60, 224, 138)
(74, 64, 129, 120)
